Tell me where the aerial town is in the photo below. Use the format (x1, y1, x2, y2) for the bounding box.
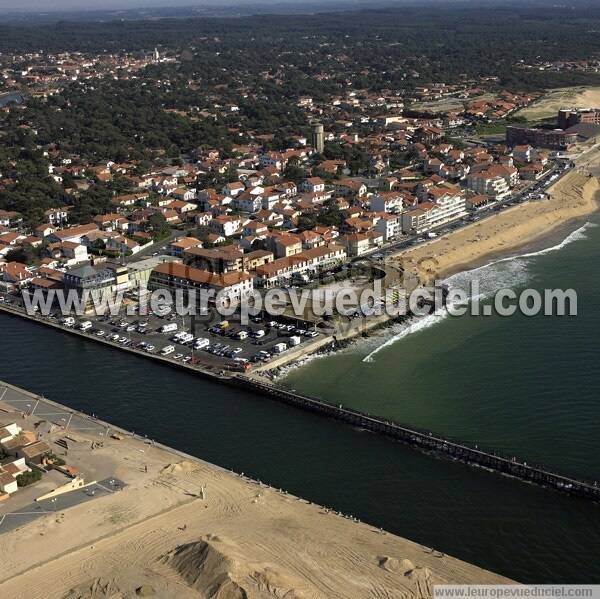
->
(2, 2, 600, 596)
(2, 44, 599, 372)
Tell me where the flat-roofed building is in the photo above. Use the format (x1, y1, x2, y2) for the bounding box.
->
(558, 108, 600, 129)
(506, 126, 577, 150)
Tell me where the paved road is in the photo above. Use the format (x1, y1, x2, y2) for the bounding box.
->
(0, 478, 126, 535)
(359, 161, 571, 263)
(0, 385, 110, 438)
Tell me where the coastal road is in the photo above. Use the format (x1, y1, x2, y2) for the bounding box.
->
(359, 160, 571, 265)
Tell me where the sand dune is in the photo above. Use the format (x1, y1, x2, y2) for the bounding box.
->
(164, 536, 309, 598)
(516, 86, 600, 121)
(0, 438, 512, 599)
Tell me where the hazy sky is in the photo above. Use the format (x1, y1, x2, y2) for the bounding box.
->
(0, 0, 318, 11)
(0, 0, 235, 11)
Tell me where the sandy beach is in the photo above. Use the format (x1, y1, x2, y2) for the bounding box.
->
(516, 86, 600, 121)
(394, 168, 600, 285)
(0, 384, 511, 599)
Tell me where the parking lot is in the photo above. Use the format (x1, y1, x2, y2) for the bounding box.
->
(0, 160, 571, 373)
(0, 296, 325, 371)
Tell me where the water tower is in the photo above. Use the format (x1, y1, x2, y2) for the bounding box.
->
(312, 122, 324, 154)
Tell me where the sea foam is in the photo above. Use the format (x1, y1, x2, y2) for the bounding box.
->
(362, 221, 595, 363)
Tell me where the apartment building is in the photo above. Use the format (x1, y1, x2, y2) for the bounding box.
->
(370, 193, 406, 214)
(466, 172, 510, 199)
(375, 213, 402, 241)
(506, 126, 577, 150)
(254, 245, 347, 288)
(402, 188, 467, 234)
(209, 215, 242, 237)
(149, 261, 254, 309)
(558, 108, 600, 129)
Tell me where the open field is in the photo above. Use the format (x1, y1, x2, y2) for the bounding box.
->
(410, 93, 497, 114)
(515, 86, 600, 121)
(0, 382, 511, 599)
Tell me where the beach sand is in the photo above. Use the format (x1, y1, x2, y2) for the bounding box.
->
(0, 391, 512, 599)
(393, 169, 600, 285)
(516, 86, 600, 121)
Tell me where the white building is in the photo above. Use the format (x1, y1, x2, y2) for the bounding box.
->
(209, 215, 242, 237)
(299, 177, 326, 193)
(370, 194, 405, 214)
(402, 191, 467, 234)
(466, 173, 510, 200)
(0, 420, 21, 444)
(375, 213, 402, 241)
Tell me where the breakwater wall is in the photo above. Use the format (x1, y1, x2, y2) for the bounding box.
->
(235, 377, 600, 502)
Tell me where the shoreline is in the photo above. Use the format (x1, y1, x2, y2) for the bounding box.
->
(439, 211, 598, 282)
(394, 172, 600, 284)
(5, 306, 599, 505)
(2, 174, 598, 387)
(0, 380, 513, 597)
(267, 173, 600, 379)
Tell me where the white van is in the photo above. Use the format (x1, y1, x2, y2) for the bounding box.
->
(178, 333, 194, 345)
(253, 329, 265, 338)
(273, 343, 287, 354)
(160, 323, 178, 334)
(62, 317, 75, 327)
(79, 321, 93, 332)
(194, 338, 210, 350)
(288, 335, 301, 347)
(160, 345, 175, 356)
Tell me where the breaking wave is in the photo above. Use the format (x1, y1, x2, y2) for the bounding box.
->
(362, 221, 595, 363)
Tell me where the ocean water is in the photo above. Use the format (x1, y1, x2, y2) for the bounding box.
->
(283, 218, 600, 479)
(1, 217, 600, 583)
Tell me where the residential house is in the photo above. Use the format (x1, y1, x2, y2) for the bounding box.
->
(0, 262, 33, 291)
(169, 236, 203, 258)
(334, 179, 368, 199)
(17, 440, 51, 465)
(209, 215, 242, 237)
(44, 208, 69, 226)
(341, 233, 372, 257)
(243, 221, 269, 238)
(375, 213, 402, 241)
(299, 177, 326, 194)
(47, 224, 99, 244)
(222, 181, 245, 197)
(273, 235, 303, 258)
(0, 210, 22, 228)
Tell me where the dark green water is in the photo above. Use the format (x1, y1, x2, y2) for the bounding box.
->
(1, 218, 600, 583)
(283, 219, 600, 480)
